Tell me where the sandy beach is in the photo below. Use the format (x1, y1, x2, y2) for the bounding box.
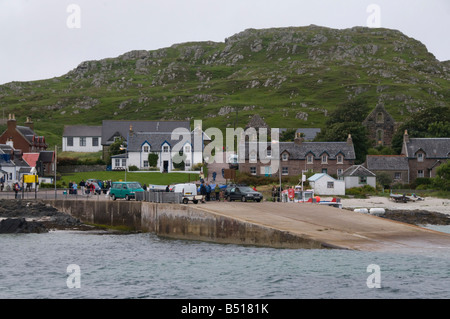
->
(338, 195, 450, 215)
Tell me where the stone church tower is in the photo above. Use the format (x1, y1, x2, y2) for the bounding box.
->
(362, 103, 397, 147)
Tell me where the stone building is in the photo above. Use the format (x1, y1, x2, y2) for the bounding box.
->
(401, 130, 450, 182)
(238, 134, 356, 177)
(362, 103, 398, 147)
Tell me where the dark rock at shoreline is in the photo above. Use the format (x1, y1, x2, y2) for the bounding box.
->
(0, 218, 48, 233)
(380, 209, 450, 226)
(0, 199, 95, 232)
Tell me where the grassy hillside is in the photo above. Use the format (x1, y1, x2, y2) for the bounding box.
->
(0, 25, 448, 147)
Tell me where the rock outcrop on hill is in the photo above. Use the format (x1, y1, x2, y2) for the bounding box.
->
(1, 25, 448, 136)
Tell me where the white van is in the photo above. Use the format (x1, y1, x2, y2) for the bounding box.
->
(172, 183, 204, 204)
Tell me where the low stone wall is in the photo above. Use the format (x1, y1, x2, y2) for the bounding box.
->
(47, 200, 329, 249)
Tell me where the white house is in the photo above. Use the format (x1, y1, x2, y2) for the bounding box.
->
(307, 173, 345, 196)
(339, 165, 377, 189)
(111, 125, 208, 173)
(0, 144, 31, 188)
(62, 125, 102, 152)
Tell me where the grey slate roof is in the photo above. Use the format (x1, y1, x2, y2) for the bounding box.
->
(403, 138, 450, 159)
(241, 141, 355, 160)
(366, 155, 409, 171)
(341, 165, 376, 177)
(101, 120, 190, 146)
(38, 151, 55, 163)
(127, 131, 202, 152)
(63, 125, 102, 137)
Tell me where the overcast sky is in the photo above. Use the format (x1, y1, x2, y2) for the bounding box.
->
(0, 0, 449, 85)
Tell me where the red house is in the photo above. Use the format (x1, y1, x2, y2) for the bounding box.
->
(0, 114, 47, 153)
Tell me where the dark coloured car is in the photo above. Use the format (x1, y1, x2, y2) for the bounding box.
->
(225, 186, 263, 202)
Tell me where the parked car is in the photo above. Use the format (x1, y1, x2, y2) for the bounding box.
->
(225, 186, 263, 202)
(109, 181, 144, 200)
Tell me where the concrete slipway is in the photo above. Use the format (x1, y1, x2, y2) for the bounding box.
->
(48, 200, 450, 252)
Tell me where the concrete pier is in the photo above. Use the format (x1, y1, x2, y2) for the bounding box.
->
(46, 199, 450, 252)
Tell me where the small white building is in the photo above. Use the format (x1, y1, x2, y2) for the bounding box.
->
(307, 173, 345, 196)
(339, 165, 377, 189)
(62, 125, 102, 152)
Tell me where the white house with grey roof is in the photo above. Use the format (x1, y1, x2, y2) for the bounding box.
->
(62, 125, 102, 152)
(101, 120, 192, 159)
(338, 165, 376, 189)
(109, 120, 208, 172)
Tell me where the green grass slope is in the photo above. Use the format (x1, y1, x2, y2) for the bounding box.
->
(0, 25, 448, 146)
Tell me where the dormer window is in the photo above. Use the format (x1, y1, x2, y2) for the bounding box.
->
(321, 154, 328, 164)
(337, 154, 343, 164)
(417, 153, 424, 162)
(282, 153, 289, 161)
(143, 145, 149, 152)
(307, 155, 313, 164)
(184, 145, 191, 153)
(163, 145, 169, 153)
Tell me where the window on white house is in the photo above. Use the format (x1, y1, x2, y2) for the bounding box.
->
(185, 160, 191, 167)
(327, 182, 334, 188)
(184, 145, 190, 153)
(79, 137, 86, 147)
(115, 159, 120, 167)
(67, 137, 73, 147)
(250, 167, 257, 175)
(122, 159, 126, 166)
(143, 146, 149, 152)
(143, 161, 149, 167)
(359, 176, 367, 184)
(163, 146, 169, 153)
(93, 137, 99, 147)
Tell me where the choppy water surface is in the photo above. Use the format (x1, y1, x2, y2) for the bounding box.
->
(1, 228, 449, 299)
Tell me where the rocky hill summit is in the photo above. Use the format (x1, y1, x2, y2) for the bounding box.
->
(0, 25, 448, 144)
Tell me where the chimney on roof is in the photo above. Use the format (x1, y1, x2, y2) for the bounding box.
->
(294, 132, 304, 145)
(7, 114, 17, 132)
(129, 124, 134, 137)
(25, 117, 34, 131)
(403, 130, 409, 144)
(347, 134, 353, 145)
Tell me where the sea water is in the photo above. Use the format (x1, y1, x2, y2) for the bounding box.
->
(0, 226, 449, 299)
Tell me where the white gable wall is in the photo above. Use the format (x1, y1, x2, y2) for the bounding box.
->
(309, 175, 345, 196)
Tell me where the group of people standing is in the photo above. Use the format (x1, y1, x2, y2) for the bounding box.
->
(199, 181, 222, 201)
(68, 179, 112, 195)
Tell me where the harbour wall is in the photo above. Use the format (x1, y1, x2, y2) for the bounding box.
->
(46, 199, 331, 249)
